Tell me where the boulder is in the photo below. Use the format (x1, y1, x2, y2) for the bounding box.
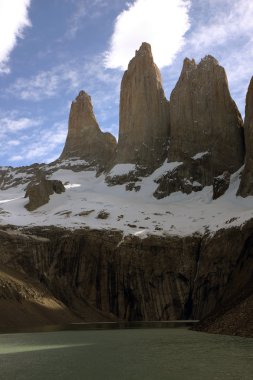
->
(25, 174, 65, 211)
(60, 91, 117, 166)
(116, 42, 170, 167)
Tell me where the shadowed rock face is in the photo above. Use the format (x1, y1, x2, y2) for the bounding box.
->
(1, 220, 253, 334)
(60, 91, 116, 166)
(169, 56, 244, 178)
(116, 42, 170, 167)
(237, 77, 253, 197)
(212, 171, 231, 200)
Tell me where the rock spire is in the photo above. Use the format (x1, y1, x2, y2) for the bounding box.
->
(60, 91, 116, 165)
(237, 77, 253, 196)
(116, 42, 170, 166)
(169, 55, 244, 178)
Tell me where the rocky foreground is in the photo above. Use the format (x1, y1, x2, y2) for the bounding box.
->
(0, 42, 253, 336)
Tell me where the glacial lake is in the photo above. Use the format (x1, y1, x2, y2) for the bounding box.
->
(0, 323, 253, 380)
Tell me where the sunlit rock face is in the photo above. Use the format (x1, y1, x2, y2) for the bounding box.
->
(169, 56, 244, 178)
(237, 77, 253, 197)
(60, 91, 116, 166)
(116, 42, 170, 167)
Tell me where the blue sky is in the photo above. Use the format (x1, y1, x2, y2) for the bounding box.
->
(0, 0, 252, 166)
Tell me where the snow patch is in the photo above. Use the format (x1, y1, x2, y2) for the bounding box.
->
(192, 151, 209, 160)
(64, 183, 81, 189)
(153, 160, 183, 181)
(109, 164, 136, 177)
(0, 164, 252, 238)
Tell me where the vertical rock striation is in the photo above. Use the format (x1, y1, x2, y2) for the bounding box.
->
(169, 56, 244, 179)
(60, 91, 116, 166)
(237, 77, 253, 197)
(116, 42, 170, 167)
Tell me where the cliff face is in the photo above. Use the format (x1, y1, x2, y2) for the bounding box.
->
(169, 56, 244, 179)
(237, 77, 253, 197)
(192, 219, 253, 320)
(0, 264, 82, 329)
(0, 222, 253, 332)
(60, 91, 116, 166)
(0, 227, 200, 322)
(193, 219, 253, 337)
(116, 43, 170, 167)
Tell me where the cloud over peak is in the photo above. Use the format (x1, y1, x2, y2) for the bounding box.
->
(104, 0, 191, 70)
(0, 0, 31, 74)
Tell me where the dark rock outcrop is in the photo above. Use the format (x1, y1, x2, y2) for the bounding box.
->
(193, 219, 253, 337)
(192, 219, 253, 321)
(212, 171, 231, 200)
(0, 219, 253, 335)
(60, 91, 116, 166)
(154, 156, 209, 199)
(237, 77, 253, 197)
(169, 56, 244, 183)
(25, 175, 65, 211)
(116, 43, 170, 167)
(193, 290, 253, 338)
(0, 226, 200, 322)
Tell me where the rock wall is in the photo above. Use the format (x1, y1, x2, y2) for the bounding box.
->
(60, 91, 116, 167)
(237, 77, 253, 196)
(116, 43, 170, 167)
(0, 264, 82, 329)
(169, 56, 244, 181)
(0, 227, 200, 322)
(0, 222, 252, 327)
(192, 219, 253, 319)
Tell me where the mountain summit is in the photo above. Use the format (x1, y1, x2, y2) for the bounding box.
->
(116, 42, 170, 166)
(60, 90, 116, 166)
(169, 55, 244, 177)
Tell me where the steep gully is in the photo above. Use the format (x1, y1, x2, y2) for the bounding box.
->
(0, 220, 252, 332)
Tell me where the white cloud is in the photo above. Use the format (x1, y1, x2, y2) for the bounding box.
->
(10, 155, 23, 162)
(8, 64, 80, 101)
(104, 0, 191, 70)
(189, 0, 253, 51)
(67, 0, 87, 38)
(8, 57, 121, 103)
(7, 121, 68, 163)
(0, 0, 31, 73)
(0, 116, 42, 132)
(8, 140, 21, 146)
(65, 0, 113, 39)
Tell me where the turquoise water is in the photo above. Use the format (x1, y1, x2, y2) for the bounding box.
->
(0, 327, 252, 380)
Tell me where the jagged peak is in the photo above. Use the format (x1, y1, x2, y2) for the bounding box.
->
(181, 55, 220, 76)
(75, 90, 91, 102)
(182, 57, 197, 72)
(199, 55, 219, 67)
(135, 42, 152, 57)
